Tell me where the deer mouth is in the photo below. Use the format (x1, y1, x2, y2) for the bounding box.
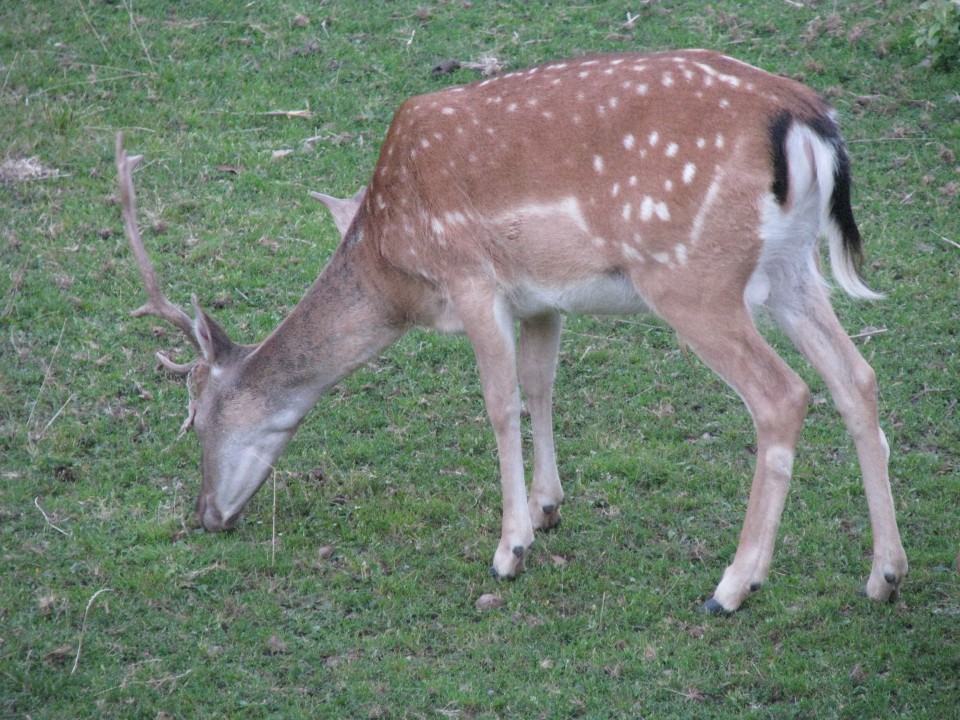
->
(195, 496, 242, 532)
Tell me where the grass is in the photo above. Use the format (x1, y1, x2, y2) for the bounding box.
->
(2, 1, 958, 717)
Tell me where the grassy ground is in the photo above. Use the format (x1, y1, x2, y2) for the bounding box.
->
(2, 1, 958, 718)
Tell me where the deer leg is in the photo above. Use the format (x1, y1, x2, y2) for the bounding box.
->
(658, 301, 811, 613)
(772, 285, 907, 602)
(457, 289, 534, 579)
(519, 312, 564, 530)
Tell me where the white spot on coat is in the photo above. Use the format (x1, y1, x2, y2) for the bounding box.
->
(689, 168, 724, 245)
(683, 162, 697, 184)
(593, 155, 605, 174)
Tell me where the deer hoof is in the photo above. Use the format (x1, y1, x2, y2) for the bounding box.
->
(700, 597, 733, 616)
(530, 502, 562, 531)
(491, 540, 530, 580)
(489, 565, 521, 582)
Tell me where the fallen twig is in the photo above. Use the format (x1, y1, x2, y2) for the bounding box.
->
(933, 231, 960, 251)
(263, 109, 312, 118)
(849, 327, 887, 340)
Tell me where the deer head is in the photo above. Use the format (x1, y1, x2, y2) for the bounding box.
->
(116, 135, 300, 530)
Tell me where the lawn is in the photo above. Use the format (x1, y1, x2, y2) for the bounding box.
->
(1, 1, 958, 718)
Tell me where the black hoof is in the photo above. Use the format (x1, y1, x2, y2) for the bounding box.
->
(489, 566, 500, 579)
(884, 572, 898, 585)
(512, 545, 526, 559)
(700, 597, 732, 616)
(541, 504, 556, 516)
(749, 582, 762, 593)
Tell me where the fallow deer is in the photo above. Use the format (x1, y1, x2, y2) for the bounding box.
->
(118, 49, 907, 613)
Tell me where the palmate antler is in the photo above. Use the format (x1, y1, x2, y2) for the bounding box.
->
(115, 133, 199, 376)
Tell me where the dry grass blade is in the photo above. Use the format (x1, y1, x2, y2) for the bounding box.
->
(34, 497, 71, 537)
(72, 588, 113, 675)
(0, 157, 66, 183)
(26, 319, 66, 441)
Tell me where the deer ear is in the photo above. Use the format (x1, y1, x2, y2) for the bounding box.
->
(190, 295, 238, 364)
(310, 185, 367, 238)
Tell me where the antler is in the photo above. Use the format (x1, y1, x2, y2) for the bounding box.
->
(116, 133, 201, 354)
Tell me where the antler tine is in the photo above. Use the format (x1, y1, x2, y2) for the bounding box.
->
(156, 350, 197, 376)
(115, 133, 201, 352)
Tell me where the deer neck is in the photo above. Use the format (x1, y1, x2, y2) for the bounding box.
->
(241, 236, 405, 416)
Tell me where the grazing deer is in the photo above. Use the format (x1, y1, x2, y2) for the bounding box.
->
(118, 49, 907, 613)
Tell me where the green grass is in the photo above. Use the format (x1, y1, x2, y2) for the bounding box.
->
(2, 1, 958, 718)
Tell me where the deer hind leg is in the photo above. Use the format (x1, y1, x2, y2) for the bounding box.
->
(519, 312, 564, 530)
(771, 282, 907, 603)
(456, 287, 534, 579)
(657, 299, 811, 613)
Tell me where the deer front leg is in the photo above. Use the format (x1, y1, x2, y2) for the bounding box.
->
(519, 312, 564, 530)
(458, 290, 534, 579)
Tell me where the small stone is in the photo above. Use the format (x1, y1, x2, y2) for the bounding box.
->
(474, 593, 504, 610)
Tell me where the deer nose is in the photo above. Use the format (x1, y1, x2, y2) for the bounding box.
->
(196, 495, 236, 531)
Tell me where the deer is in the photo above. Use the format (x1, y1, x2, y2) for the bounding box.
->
(117, 49, 907, 614)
